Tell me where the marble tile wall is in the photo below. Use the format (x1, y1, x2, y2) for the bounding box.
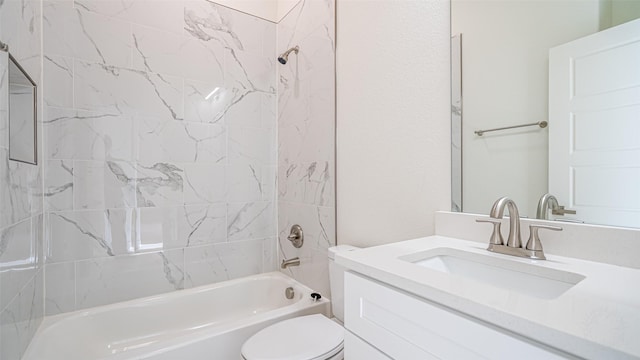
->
(42, 0, 278, 315)
(0, 0, 335, 355)
(0, 0, 45, 357)
(276, 0, 337, 299)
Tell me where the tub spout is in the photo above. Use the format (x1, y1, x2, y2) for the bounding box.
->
(281, 257, 300, 269)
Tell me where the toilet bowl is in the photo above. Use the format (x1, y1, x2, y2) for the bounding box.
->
(240, 245, 359, 360)
(241, 314, 344, 360)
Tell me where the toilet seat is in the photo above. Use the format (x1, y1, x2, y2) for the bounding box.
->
(241, 314, 344, 360)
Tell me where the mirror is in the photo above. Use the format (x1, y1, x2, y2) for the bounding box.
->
(451, 0, 640, 228)
(8, 52, 37, 165)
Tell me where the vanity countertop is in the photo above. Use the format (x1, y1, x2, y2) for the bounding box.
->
(336, 235, 640, 359)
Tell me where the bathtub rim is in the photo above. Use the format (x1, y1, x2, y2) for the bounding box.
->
(43, 271, 317, 321)
(25, 271, 330, 360)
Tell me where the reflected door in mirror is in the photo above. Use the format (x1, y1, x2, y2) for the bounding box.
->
(549, 19, 640, 228)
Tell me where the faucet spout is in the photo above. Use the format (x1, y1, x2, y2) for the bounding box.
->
(536, 193, 559, 220)
(281, 257, 300, 269)
(536, 193, 577, 218)
(489, 197, 522, 248)
(479, 197, 556, 260)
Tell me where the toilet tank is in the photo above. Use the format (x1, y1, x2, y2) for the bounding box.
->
(328, 245, 360, 322)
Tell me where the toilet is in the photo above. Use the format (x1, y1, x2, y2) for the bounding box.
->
(241, 245, 359, 360)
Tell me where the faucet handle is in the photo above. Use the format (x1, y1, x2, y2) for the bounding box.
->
(551, 206, 577, 216)
(476, 218, 504, 246)
(526, 224, 562, 252)
(287, 225, 304, 248)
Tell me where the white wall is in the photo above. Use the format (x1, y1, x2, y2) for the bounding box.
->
(336, 0, 451, 247)
(453, 0, 601, 217)
(601, 0, 640, 28)
(212, 0, 277, 21)
(612, 0, 640, 25)
(277, 0, 302, 20)
(211, 0, 301, 22)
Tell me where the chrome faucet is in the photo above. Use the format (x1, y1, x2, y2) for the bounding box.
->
(536, 193, 577, 219)
(281, 257, 300, 269)
(477, 197, 562, 260)
(489, 197, 522, 248)
(536, 193, 559, 219)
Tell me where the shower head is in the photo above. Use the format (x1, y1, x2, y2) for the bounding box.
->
(277, 46, 299, 65)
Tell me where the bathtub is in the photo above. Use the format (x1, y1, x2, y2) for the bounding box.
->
(23, 272, 330, 360)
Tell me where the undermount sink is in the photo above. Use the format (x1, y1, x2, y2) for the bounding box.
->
(401, 248, 585, 300)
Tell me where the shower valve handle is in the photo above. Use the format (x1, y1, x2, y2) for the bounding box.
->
(287, 224, 304, 248)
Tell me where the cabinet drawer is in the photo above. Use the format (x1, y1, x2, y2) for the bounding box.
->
(344, 272, 567, 360)
(345, 331, 391, 359)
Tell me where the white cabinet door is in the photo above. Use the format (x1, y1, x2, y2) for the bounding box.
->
(345, 272, 570, 360)
(345, 331, 391, 360)
(549, 19, 640, 228)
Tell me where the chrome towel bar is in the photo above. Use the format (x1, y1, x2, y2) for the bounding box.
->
(474, 120, 547, 136)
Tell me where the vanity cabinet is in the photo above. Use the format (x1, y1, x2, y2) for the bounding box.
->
(344, 331, 391, 359)
(344, 272, 569, 359)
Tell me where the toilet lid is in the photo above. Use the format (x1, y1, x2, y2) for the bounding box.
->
(241, 314, 344, 360)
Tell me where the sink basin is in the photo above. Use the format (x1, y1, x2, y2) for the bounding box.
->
(401, 248, 585, 300)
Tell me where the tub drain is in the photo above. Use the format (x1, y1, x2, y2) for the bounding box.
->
(285, 287, 295, 299)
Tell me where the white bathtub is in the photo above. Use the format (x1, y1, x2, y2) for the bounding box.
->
(23, 272, 330, 360)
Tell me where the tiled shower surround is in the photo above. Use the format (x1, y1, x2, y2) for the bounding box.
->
(0, 0, 45, 357)
(277, 0, 336, 298)
(0, 0, 335, 356)
(42, 0, 280, 315)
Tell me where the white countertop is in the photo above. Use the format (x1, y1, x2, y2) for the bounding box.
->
(336, 236, 640, 359)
